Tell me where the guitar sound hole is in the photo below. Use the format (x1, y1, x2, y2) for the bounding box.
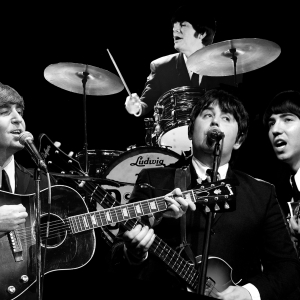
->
(39, 214, 68, 248)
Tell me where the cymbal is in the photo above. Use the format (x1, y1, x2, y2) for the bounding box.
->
(186, 38, 281, 76)
(50, 172, 123, 187)
(44, 62, 124, 95)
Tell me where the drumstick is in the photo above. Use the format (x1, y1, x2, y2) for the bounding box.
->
(107, 49, 132, 97)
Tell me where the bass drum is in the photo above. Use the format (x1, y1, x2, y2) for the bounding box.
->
(99, 146, 180, 243)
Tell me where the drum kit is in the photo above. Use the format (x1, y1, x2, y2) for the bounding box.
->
(43, 38, 281, 241)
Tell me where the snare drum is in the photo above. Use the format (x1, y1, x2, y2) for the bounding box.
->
(76, 149, 124, 177)
(154, 86, 205, 155)
(99, 146, 180, 242)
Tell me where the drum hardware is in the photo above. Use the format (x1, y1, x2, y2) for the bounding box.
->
(186, 38, 281, 85)
(44, 62, 124, 175)
(154, 105, 169, 138)
(126, 145, 137, 151)
(76, 149, 124, 177)
(144, 118, 154, 146)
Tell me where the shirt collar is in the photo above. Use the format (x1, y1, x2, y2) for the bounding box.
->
(192, 156, 228, 180)
(292, 168, 300, 191)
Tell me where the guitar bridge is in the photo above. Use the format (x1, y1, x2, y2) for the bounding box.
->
(8, 229, 24, 262)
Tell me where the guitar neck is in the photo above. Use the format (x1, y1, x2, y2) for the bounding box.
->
(149, 233, 199, 290)
(67, 188, 195, 233)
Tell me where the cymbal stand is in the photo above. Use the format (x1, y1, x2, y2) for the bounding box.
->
(230, 47, 238, 87)
(81, 65, 89, 174)
(197, 137, 223, 296)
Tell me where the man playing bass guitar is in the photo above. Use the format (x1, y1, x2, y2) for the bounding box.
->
(111, 89, 300, 300)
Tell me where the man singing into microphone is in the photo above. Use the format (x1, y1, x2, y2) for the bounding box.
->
(0, 83, 52, 300)
(111, 89, 300, 299)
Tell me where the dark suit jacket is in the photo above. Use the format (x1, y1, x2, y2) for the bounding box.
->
(15, 162, 51, 194)
(111, 161, 300, 300)
(140, 53, 242, 115)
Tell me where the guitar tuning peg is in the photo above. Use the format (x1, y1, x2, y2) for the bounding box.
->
(68, 151, 74, 157)
(224, 202, 230, 209)
(54, 141, 61, 148)
(214, 204, 220, 211)
(205, 206, 210, 213)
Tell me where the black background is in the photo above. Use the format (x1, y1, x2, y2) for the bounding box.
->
(1, 1, 300, 298)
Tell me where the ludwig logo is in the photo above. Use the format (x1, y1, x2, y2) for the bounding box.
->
(130, 156, 166, 167)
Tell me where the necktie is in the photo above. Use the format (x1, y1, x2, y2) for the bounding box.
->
(196, 169, 219, 184)
(191, 72, 199, 87)
(0, 169, 12, 192)
(206, 169, 220, 182)
(291, 175, 300, 202)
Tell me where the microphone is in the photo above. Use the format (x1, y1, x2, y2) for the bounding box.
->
(207, 128, 225, 146)
(19, 131, 48, 172)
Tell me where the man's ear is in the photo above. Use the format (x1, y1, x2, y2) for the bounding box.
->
(233, 137, 243, 150)
(198, 32, 207, 40)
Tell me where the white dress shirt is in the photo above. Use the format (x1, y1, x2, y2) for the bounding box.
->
(183, 54, 203, 85)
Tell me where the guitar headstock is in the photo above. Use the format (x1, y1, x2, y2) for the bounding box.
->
(38, 133, 84, 176)
(193, 179, 236, 213)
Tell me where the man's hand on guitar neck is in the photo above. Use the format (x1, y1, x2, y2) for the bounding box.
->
(159, 187, 196, 220)
(0, 204, 28, 232)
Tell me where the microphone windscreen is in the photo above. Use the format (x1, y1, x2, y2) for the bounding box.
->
(19, 131, 34, 145)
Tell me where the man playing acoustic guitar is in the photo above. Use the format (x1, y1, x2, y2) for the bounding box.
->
(0, 83, 51, 300)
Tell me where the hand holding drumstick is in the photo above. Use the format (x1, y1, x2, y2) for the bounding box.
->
(107, 49, 145, 117)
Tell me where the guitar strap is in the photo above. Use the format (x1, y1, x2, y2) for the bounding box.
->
(174, 166, 197, 266)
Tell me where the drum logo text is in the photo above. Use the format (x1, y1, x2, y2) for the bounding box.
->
(130, 156, 166, 167)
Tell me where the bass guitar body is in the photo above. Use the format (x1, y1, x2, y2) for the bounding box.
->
(0, 185, 96, 300)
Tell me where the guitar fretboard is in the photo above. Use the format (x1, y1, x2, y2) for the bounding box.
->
(68, 189, 195, 233)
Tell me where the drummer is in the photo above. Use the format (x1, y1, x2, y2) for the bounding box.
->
(125, 4, 242, 117)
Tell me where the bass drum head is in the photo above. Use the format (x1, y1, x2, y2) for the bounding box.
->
(99, 146, 180, 241)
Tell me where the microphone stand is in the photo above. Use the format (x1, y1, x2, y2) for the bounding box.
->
(197, 137, 223, 296)
(34, 167, 43, 300)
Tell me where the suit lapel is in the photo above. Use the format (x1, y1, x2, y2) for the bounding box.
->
(213, 167, 239, 225)
(15, 162, 32, 194)
(175, 53, 192, 86)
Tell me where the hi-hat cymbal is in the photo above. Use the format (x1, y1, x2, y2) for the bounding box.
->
(186, 38, 281, 76)
(44, 62, 124, 95)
